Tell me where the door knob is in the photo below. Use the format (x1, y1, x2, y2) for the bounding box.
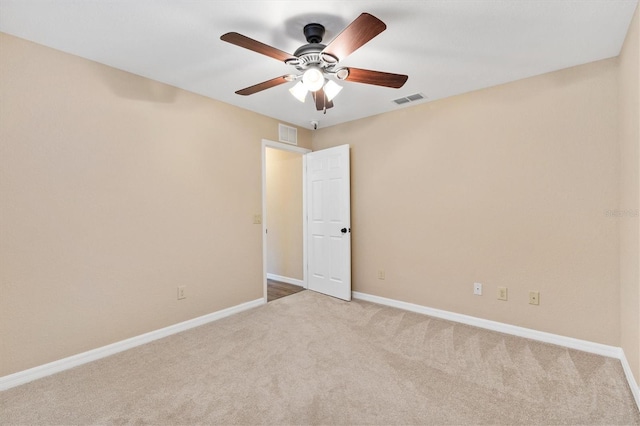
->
(341, 228, 347, 234)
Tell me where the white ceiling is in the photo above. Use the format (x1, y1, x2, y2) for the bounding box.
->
(0, 1, 637, 129)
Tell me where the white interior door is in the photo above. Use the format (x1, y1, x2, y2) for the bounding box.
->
(306, 144, 351, 301)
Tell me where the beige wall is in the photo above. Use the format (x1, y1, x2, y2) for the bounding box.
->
(313, 58, 620, 346)
(265, 147, 303, 280)
(0, 33, 310, 376)
(619, 5, 640, 383)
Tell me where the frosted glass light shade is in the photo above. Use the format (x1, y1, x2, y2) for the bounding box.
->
(289, 81, 308, 102)
(324, 80, 343, 101)
(302, 67, 324, 92)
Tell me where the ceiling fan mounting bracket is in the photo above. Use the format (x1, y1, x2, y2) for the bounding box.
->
(303, 23, 325, 44)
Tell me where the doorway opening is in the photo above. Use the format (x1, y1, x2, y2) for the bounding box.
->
(261, 140, 311, 302)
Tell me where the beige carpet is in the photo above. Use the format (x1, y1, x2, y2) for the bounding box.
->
(1, 290, 639, 425)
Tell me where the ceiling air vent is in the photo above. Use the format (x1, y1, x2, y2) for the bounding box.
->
(278, 123, 298, 145)
(392, 93, 426, 106)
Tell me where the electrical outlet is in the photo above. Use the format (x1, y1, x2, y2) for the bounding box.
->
(177, 286, 186, 300)
(253, 214, 262, 224)
(377, 270, 385, 280)
(497, 287, 508, 301)
(474, 282, 482, 295)
(529, 291, 540, 305)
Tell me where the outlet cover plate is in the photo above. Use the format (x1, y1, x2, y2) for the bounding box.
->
(529, 291, 540, 305)
(474, 282, 482, 295)
(498, 287, 508, 301)
(177, 286, 186, 300)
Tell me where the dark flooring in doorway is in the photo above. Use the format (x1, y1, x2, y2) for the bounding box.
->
(267, 279, 305, 302)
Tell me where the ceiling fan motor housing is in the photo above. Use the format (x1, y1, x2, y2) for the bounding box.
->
(287, 23, 339, 72)
(292, 43, 325, 67)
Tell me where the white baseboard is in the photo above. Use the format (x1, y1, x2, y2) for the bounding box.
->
(0, 298, 265, 391)
(266, 273, 305, 288)
(619, 350, 640, 409)
(352, 291, 640, 410)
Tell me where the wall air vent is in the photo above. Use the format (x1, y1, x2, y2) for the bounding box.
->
(392, 93, 426, 106)
(278, 123, 298, 145)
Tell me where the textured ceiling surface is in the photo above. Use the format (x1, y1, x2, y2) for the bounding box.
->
(0, 0, 637, 129)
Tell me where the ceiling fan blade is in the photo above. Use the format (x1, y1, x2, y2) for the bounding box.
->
(221, 32, 296, 63)
(321, 13, 386, 61)
(235, 75, 291, 96)
(344, 67, 408, 88)
(312, 89, 334, 111)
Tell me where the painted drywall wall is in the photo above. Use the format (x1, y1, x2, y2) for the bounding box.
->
(265, 147, 303, 281)
(0, 33, 311, 376)
(619, 5, 640, 383)
(313, 58, 620, 346)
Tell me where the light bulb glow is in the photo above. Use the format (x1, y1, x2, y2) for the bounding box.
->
(324, 80, 343, 101)
(302, 67, 324, 92)
(289, 81, 307, 102)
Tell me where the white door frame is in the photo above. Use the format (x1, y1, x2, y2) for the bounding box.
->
(261, 139, 311, 302)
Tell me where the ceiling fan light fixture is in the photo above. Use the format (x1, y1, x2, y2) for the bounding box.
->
(320, 53, 338, 64)
(302, 67, 325, 92)
(335, 68, 349, 80)
(289, 81, 308, 102)
(324, 80, 343, 101)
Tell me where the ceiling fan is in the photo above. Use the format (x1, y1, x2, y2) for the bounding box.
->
(220, 13, 408, 113)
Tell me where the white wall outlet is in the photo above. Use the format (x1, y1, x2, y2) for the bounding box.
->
(529, 291, 540, 305)
(474, 282, 482, 295)
(497, 287, 508, 301)
(177, 286, 186, 300)
(253, 214, 262, 224)
(377, 270, 385, 280)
